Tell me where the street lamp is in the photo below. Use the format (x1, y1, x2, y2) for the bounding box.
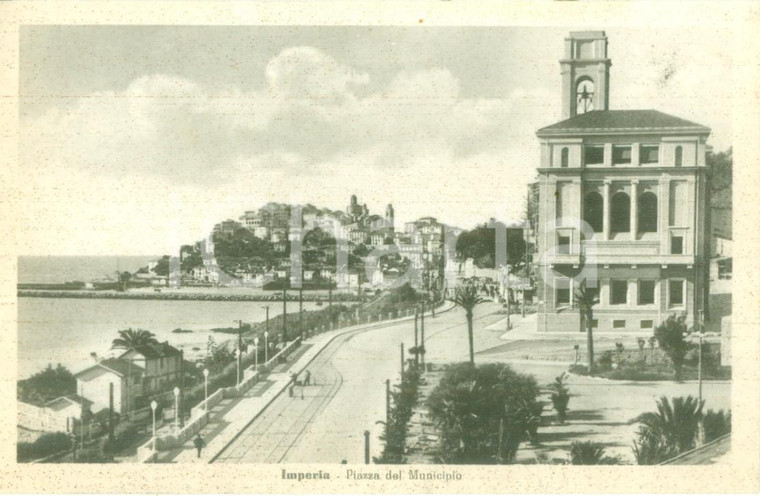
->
(203, 368, 209, 410)
(173, 387, 180, 431)
(254, 337, 259, 371)
(150, 400, 158, 451)
(264, 331, 269, 364)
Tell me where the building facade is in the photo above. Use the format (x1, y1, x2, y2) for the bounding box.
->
(535, 31, 711, 333)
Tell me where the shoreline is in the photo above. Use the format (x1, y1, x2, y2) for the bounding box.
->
(17, 289, 360, 302)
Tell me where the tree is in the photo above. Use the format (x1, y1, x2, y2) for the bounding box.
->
(111, 328, 158, 350)
(632, 395, 704, 464)
(426, 363, 541, 464)
(569, 441, 619, 465)
(17, 364, 77, 406)
(573, 280, 599, 373)
(117, 271, 131, 292)
(654, 314, 691, 380)
(449, 283, 486, 364)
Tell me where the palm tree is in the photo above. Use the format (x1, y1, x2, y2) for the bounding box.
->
(450, 283, 486, 365)
(111, 328, 158, 350)
(573, 280, 599, 373)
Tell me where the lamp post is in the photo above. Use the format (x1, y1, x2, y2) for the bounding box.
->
(254, 337, 259, 371)
(203, 368, 209, 410)
(264, 331, 269, 364)
(173, 387, 179, 431)
(150, 400, 158, 451)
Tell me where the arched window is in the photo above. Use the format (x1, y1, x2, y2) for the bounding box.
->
(583, 192, 604, 233)
(560, 148, 569, 168)
(675, 146, 683, 167)
(638, 192, 658, 233)
(610, 192, 631, 233)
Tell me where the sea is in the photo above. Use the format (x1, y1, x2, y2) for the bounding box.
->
(17, 256, 320, 379)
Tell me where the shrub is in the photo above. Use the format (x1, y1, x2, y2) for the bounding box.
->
(101, 422, 140, 454)
(17, 432, 71, 462)
(632, 395, 704, 464)
(598, 351, 613, 370)
(654, 314, 693, 380)
(426, 362, 540, 464)
(569, 441, 620, 465)
(703, 409, 731, 442)
(547, 373, 570, 423)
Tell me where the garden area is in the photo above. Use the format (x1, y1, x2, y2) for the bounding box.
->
(568, 314, 731, 382)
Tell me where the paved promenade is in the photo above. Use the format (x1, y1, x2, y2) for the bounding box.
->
(156, 306, 450, 463)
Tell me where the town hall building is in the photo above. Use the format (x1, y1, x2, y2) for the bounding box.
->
(535, 31, 711, 333)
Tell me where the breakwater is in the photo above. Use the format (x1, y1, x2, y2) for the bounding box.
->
(17, 289, 360, 302)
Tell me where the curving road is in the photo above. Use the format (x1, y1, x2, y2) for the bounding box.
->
(214, 304, 503, 464)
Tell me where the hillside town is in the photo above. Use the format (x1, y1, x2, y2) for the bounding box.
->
(16, 29, 735, 470)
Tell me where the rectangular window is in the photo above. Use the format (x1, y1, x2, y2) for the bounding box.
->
(611, 280, 628, 305)
(585, 146, 604, 165)
(638, 280, 656, 305)
(590, 319, 599, 328)
(641, 145, 660, 164)
(556, 279, 571, 306)
(613, 320, 626, 329)
(557, 235, 571, 254)
(669, 280, 685, 307)
(612, 146, 632, 165)
(640, 320, 654, 329)
(671, 236, 684, 255)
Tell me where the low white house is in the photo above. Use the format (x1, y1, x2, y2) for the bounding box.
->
(74, 358, 144, 414)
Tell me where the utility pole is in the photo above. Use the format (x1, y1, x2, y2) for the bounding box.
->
(414, 308, 419, 367)
(234, 319, 244, 379)
(420, 301, 426, 368)
(385, 379, 391, 426)
(179, 349, 185, 427)
(400, 343, 405, 376)
(505, 266, 511, 330)
(108, 383, 114, 445)
(299, 284, 304, 340)
(282, 285, 287, 342)
(364, 430, 370, 464)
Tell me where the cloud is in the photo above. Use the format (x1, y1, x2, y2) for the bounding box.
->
(19, 46, 557, 254)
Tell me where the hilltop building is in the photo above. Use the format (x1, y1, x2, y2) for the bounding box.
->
(535, 31, 711, 333)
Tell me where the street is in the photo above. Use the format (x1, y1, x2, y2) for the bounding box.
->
(214, 302, 731, 464)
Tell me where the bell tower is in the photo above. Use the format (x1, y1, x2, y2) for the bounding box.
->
(560, 31, 611, 119)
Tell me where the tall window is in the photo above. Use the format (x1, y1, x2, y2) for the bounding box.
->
(669, 279, 685, 307)
(583, 192, 604, 233)
(612, 145, 632, 165)
(610, 192, 631, 233)
(611, 280, 628, 305)
(585, 145, 604, 165)
(638, 192, 658, 233)
(638, 280, 656, 305)
(556, 279, 571, 306)
(641, 145, 660, 164)
(560, 147, 569, 168)
(675, 146, 683, 167)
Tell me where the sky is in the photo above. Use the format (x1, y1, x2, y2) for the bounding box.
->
(17, 26, 733, 256)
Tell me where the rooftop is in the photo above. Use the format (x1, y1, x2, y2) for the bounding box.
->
(74, 358, 144, 379)
(537, 110, 711, 136)
(122, 341, 182, 360)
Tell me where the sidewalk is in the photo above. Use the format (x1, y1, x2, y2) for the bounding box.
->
(156, 303, 454, 463)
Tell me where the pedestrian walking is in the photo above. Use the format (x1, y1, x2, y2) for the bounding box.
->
(304, 370, 311, 386)
(194, 434, 205, 458)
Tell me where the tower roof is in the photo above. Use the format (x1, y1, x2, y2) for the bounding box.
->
(537, 109, 710, 137)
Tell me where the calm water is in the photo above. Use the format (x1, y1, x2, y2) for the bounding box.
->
(18, 255, 161, 284)
(18, 298, 320, 379)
